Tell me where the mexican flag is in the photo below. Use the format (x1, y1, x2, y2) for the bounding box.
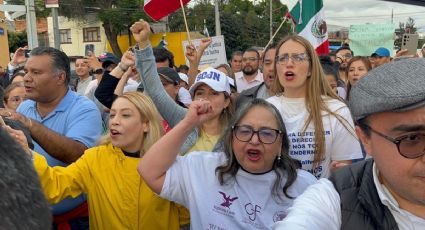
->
(284, 0, 329, 55)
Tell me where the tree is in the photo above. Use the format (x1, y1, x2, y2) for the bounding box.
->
(8, 0, 149, 56)
(168, 0, 290, 58)
(394, 17, 417, 49)
(8, 31, 28, 53)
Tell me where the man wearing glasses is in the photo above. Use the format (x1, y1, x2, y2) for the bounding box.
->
(334, 45, 353, 87)
(273, 58, 425, 229)
(235, 48, 263, 93)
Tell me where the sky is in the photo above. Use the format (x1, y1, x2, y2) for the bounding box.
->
(323, 0, 425, 30)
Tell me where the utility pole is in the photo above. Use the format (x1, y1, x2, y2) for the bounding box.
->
(391, 9, 394, 24)
(25, 0, 38, 48)
(215, 0, 221, 36)
(51, 7, 60, 49)
(46, 0, 60, 49)
(270, 0, 272, 41)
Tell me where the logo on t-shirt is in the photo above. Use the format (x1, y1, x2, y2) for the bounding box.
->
(219, 191, 238, 208)
(245, 203, 262, 221)
(213, 191, 238, 218)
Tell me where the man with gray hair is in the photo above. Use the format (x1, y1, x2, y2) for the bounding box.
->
(0, 47, 102, 230)
(273, 58, 425, 229)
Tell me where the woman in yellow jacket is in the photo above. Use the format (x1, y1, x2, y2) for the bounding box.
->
(11, 92, 189, 230)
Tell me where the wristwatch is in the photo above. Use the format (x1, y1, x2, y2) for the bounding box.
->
(94, 68, 104, 75)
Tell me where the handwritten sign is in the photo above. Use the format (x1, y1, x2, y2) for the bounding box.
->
(182, 36, 227, 69)
(349, 23, 395, 56)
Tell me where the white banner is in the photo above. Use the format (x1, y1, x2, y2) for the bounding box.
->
(182, 35, 227, 69)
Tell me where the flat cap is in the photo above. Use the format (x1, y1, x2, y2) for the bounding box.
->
(349, 58, 425, 121)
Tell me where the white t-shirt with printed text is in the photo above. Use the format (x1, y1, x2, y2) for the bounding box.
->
(267, 96, 362, 178)
(161, 151, 317, 230)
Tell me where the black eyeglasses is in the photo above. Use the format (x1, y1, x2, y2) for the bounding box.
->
(364, 124, 425, 159)
(232, 125, 282, 144)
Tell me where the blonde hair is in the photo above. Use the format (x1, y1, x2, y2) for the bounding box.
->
(99, 92, 164, 155)
(273, 35, 356, 172)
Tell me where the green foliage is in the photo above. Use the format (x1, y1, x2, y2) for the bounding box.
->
(395, 17, 418, 49)
(7, 0, 149, 56)
(8, 31, 28, 53)
(7, 0, 291, 57)
(7, 0, 50, 18)
(169, 0, 290, 58)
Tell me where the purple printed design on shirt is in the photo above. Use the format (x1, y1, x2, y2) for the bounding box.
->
(219, 191, 238, 208)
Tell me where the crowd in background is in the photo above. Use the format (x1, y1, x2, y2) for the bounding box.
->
(0, 19, 424, 230)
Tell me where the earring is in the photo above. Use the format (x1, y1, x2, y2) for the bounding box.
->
(277, 154, 283, 167)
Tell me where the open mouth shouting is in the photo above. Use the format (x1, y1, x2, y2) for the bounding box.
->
(246, 148, 262, 161)
(284, 71, 295, 81)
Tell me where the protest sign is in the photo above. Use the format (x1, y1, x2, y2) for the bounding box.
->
(182, 36, 227, 68)
(349, 23, 395, 56)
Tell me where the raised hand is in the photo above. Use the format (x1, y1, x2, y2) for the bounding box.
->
(11, 46, 28, 67)
(85, 51, 102, 71)
(185, 44, 198, 64)
(183, 99, 215, 128)
(130, 20, 152, 49)
(198, 37, 212, 51)
(120, 50, 136, 68)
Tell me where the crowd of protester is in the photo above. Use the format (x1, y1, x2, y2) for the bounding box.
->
(0, 18, 424, 230)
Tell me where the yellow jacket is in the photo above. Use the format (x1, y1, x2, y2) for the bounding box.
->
(34, 143, 189, 230)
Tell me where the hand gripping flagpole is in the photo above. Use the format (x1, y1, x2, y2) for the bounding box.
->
(179, 0, 192, 45)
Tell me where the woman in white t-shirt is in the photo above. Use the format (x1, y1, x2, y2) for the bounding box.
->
(266, 35, 363, 179)
(138, 98, 317, 229)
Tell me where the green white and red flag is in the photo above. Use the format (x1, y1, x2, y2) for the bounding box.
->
(283, 0, 329, 55)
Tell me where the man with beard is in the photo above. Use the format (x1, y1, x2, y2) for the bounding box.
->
(235, 48, 263, 93)
(334, 46, 353, 87)
(235, 45, 276, 108)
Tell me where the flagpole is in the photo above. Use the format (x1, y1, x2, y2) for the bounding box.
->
(179, 0, 192, 44)
(264, 16, 288, 51)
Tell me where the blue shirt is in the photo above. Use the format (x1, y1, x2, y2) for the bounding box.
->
(17, 89, 102, 215)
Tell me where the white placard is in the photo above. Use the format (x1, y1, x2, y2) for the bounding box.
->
(182, 35, 227, 69)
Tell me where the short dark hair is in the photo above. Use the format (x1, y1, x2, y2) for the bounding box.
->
(231, 51, 243, 60)
(178, 64, 189, 72)
(336, 45, 353, 55)
(356, 117, 371, 137)
(153, 47, 174, 68)
(0, 127, 51, 229)
(30, 47, 71, 85)
(10, 71, 26, 83)
(320, 55, 339, 80)
(262, 43, 277, 63)
(244, 48, 260, 60)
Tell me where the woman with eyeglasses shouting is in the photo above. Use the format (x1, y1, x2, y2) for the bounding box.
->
(138, 98, 317, 229)
(266, 35, 363, 179)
